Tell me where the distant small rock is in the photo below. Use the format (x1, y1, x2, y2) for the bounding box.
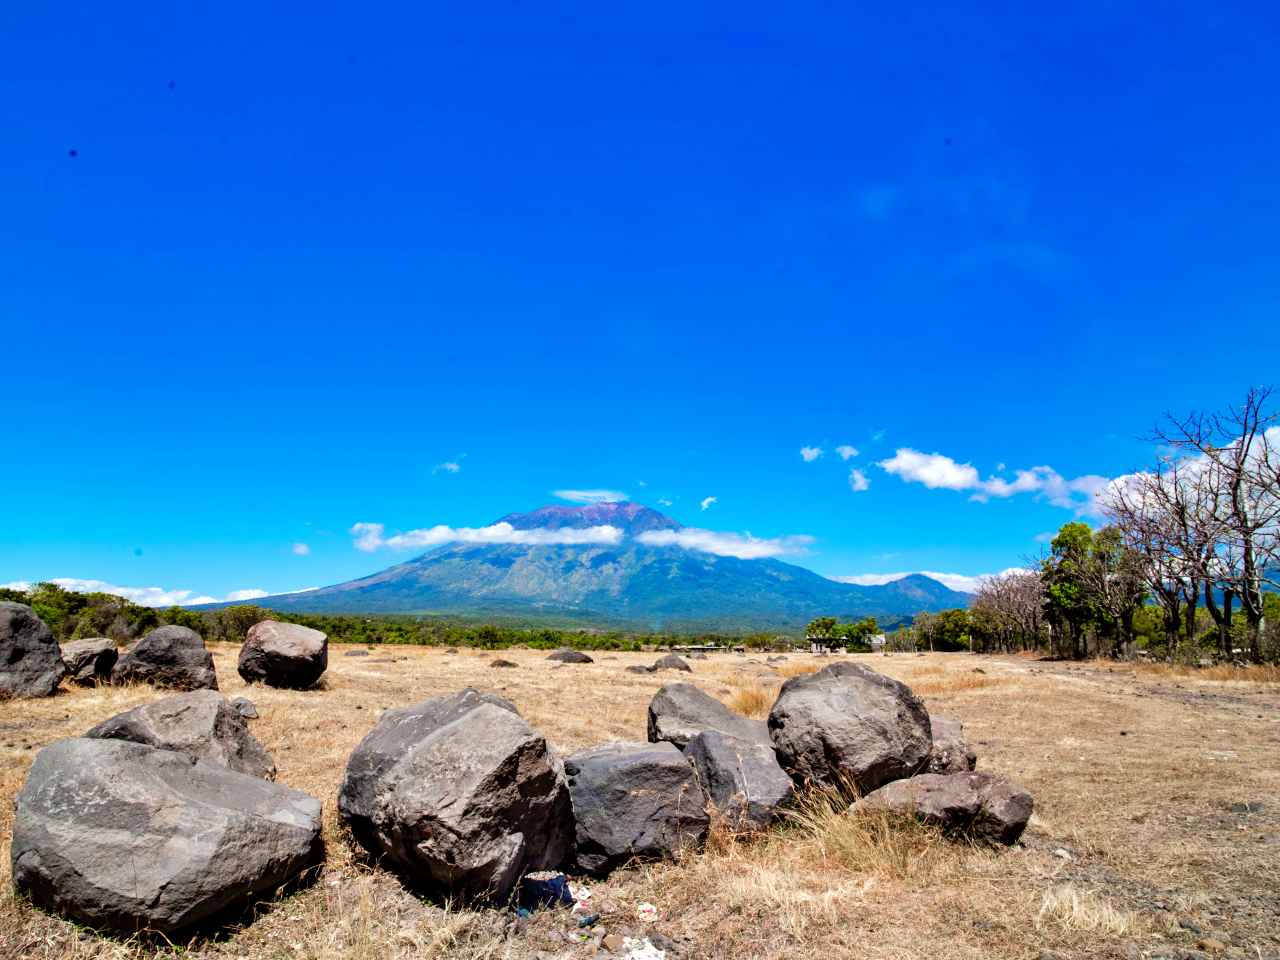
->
(626, 664, 656, 675)
(61, 637, 117, 686)
(238, 620, 328, 689)
(232, 696, 259, 719)
(0, 602, 66, 698)
(653, 654, 692, 672)
(491, 658, 518, 668)
(547, 648, 593, 664)
(112, 625, 217, 691)
(344, 649, 370, 658)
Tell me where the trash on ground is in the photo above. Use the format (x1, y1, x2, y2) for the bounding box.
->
(635, 902, 658, 922)
(517, 870, 574, 912)
(623, 936, 666, 960)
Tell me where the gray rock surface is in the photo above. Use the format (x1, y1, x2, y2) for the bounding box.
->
(112, 625, 217, 691)
(10, 737, 323, 934)
(852, 771, 1034, 844)
(60, 637, 117, 685)
(564, 740, 709, 875)
(685, 730, 793, 830)
(547, 648, 593, 664)
(0, 602, 66, 698)
(647, 682, 771, 749)
(344, 649, 370, 657)
(653, 654, 692, 672)
(927, 716, 978, 774)
(238, 620, 327, 689)
(768, 662, 931, 792)
(338, 689, 571, 902)
(231, 696, 258, 719)
(626, 664, 655, 674)
(86, 690, 276, 779)
(491, 658, 518, 668)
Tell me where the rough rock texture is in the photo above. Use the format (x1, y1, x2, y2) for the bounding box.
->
(10, 737, 323, 934)
(59, 638, 117, 685)
(626, 664, 655, 674)
(853, 771, 1034, 844)
(338, 689, 571, 902)
(491, 658, 518, 668)
(768, 662, 931, 792)
(112, 625, 217, 691)
(653, 654, 692, 672)
(685, 731, 793, 830)
(0, 602, 66, 698)
(238, 620, 327, 689)
(547, 648, 593, 664)
(86, 690, 276, 780)
(647, 682, 771, 749)
(927, 717, 978, 774)
(564, 741, 709, 876)
(231, 696, 258, 719)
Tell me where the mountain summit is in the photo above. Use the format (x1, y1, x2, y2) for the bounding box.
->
(242, 502, 968, 631)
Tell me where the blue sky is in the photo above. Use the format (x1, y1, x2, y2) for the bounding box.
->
(2, 2, 1277, 605)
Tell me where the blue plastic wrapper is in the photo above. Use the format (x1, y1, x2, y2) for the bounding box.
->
(517, 872, 574, 912)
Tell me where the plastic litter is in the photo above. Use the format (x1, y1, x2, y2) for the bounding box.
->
(635, 902, 658, 922)
(623, 936, 666, 960)
(517, 871, 574, 912)
(577, 913, 600, 928)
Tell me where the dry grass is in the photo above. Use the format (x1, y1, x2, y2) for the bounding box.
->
(3, 647, 1279, 960)
(1130, 661, 1280, 684)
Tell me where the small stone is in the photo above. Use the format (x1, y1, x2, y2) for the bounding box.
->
(1197, 939, 1227, 954)
(603, 933, 624, 952)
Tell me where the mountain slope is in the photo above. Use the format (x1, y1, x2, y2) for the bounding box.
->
(240, 503, 970, 631)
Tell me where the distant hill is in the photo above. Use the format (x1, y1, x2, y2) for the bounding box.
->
(225, 502, 970, 632)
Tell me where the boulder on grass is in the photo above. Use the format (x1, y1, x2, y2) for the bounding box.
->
(11, 738, 323, 935)
(852, 771, 1033, 844)
(238, 620, 327, 689)
(112, 625, 217, 691)
(490, 658, 518, 668)
(338, 689, 572, 903)
(86, 690, 276, 779)
(547, 648, 593, 664)
(647, 682, 771, 749)
(927, 717, 977, 774)
(0, 602, 66, 698)
(653, 654, 692, 672)
(768, 662, 931, 792)
(564, 741, 709, 876)
(685, 730, 793, 831)
(625, 664, 655, 675)
(60, 638, 117, 685)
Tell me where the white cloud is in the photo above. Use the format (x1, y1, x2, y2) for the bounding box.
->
(553, 489, 628, 504)
(800, 446, 823, 462)
(1033, 531, 1055, 544)
(658, 498, 673, 507)
(836, 445, 859, 460)
(225, 588, 268, 602)
(292, 542, 311, 556)
(0, 578, 297, 607)
(637, 528, 814, 560)
(848, 468, 870, 492)
(433, 461, 462, 474)
(832, 568, 1026, 594)
(700, 496, 717, 511)
(185, 595, 220, 605)
(877, 447, 1109, 513)
(350, 521, 624, 552)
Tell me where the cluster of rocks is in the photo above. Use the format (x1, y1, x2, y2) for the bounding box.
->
(0, 602, 329, 697)
(625, 653, 694, 675)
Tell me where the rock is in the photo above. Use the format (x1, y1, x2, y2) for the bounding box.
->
(344, 649, 370, 657)
(689, 653, 708, 660)
(491, 658, 518, 668)
(685, 731, 793, 830)
(626, 665, 656, 675)
(547, 648, 593, 664)
(230, 696, 258, 719)
(653, 654, 692, 672)
(111, 625, 217, 691)
(238, 620, 327, 689)
(768, 662, 931, 791)
(0, 602, 66, 698)
(60, 637, 117, 685)
(85, 690, 276, 779)
(852, 771, 1034, 844)
(647, 682, 771, 749)
(927, 717, 978, 774)
(338, 689, 571, 902)
(10, 737, 323, 934)
(564, 741, 709, 876)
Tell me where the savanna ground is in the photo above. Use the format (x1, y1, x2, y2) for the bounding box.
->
(2, 645, 1278, 960)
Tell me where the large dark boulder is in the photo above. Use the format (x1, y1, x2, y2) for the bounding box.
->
(338, 689, 571, 902)
(238, 620, 327, 689)
(653, 654, 692, 672)
(86, 690, 276, 780)
(10, 738, 323, 934)
(927, 717, 978, 774)
(0, 602, 66, 698)
(564, 741, 709, 876)
(852, 771, 1033, 844)
(685, 731, 793, 831)
(112, 625, 217, 691)
(60, 638, 117, 685)
(547, 648, 593, 664)
(647, 682, 771, 749)
(768, 662, 931, 792)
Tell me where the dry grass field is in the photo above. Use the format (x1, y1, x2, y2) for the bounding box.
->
(2, 646, 1278, 960)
